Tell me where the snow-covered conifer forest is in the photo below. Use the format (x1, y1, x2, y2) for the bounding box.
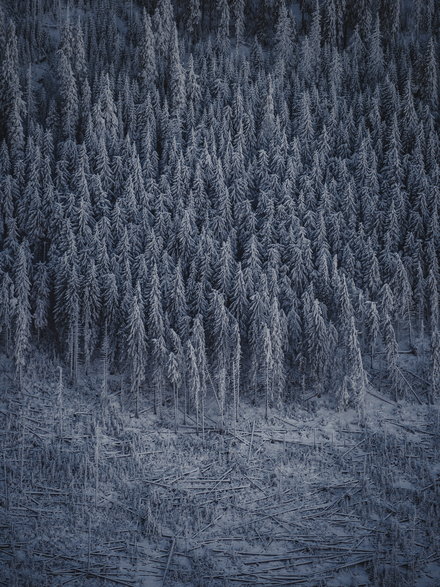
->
(0, 0, 439, 584)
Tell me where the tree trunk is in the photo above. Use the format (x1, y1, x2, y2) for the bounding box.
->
(173, 382, 178, 433)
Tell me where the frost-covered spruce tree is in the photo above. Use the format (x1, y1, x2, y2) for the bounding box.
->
(209, 290, 229, 419)
(304, 294, 330, 394)
(391, 254, 413, 346)
(269, 296, 286, 406)
(14, 242, 31, 389)
(427, 269, 439, 333)
(383, 314, 402, 401)
(192, 315, 208, 431)
(167, 328, 182, 431)
(274, 0, 294, 66)
(187, 0, 201, 40)
(232, 0, 245, 46)
(0, 22, 25, 156)
(248, 287, 267, 403)
(0, 271, 15, 356)
(147, 262, 166, 415)
(139, 10, 157, 93)
(344, 316, 367, 408)
(365, 301, 380, 369)
(262, 324, 272, 421)
(62, 255, 81, 383)
(127, 282, 146, 418)
(186, 340, 201, 432)
(57, 34, 78, 140)
(230, 318, 241, 427)
(431, 328, 440, 402)
(81, 260, 100, 372)
(32, 262, 50, 335)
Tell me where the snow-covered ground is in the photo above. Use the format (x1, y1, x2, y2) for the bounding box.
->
(1, 353, 439, 586)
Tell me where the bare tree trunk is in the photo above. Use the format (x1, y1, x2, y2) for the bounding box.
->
(101, 325, 108, 405)
(265, 364, 270, 422)
(173, 382, 178, 433)
(57, 366, 64, 438)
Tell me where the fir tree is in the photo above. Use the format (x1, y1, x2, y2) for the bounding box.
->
(14, 242, 31, 389)
(127, 282, 146, 418)
(0, 22, 25, 155)
(431, 327, 440, 402)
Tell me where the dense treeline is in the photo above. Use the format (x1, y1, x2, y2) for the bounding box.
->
(0, 0, 439, 423)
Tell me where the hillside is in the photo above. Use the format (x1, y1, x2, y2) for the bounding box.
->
(0, 0, 439, 584)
